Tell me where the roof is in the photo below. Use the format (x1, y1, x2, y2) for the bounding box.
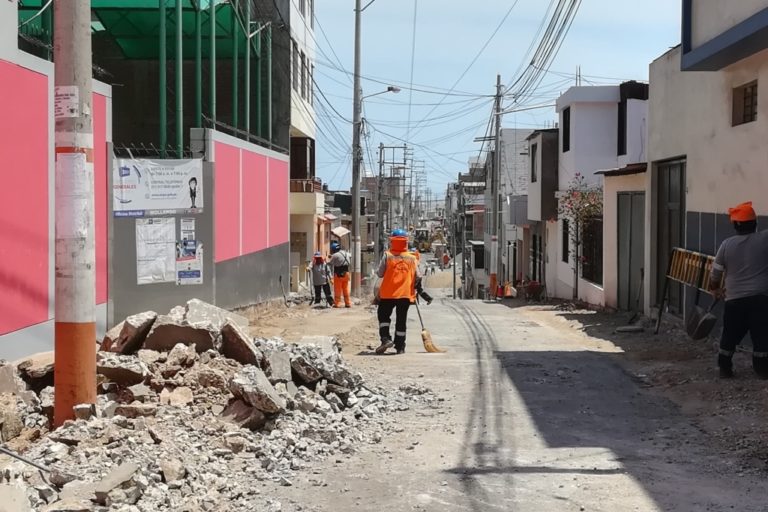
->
(525, 129, 559, 141)
(595, 163, 648, 177)
(468, 240, 484, 246)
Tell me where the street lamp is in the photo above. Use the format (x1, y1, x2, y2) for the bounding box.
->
(351, 84, 400, 296)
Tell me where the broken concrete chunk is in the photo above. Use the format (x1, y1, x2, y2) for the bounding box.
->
(41, 498, 92, 512)
(136, 349, 163, 366)
(0, 363, 24, 396)
(166, 343, 198, 368)
(16, 351, 54, 392)
(0, 483, 32, 511)
(72, 404, 95, 421)
(102, 311, 157, 354)
(294, 387, 318, 413)
(264, 351, 292, 384)
(286, 381, 299, 399)
(96, 353, 149, 386)
(143, 315, 215, 353)
(127, 383, 154, 403)
(220, 399, 268, 431)
(299, 335, 342, 357)
(290, 356, 322, 385)
(0, 393, 24, 442)
(185, 299, 249, 332)
(229, 366, 285, 414)
(159, 459, 187, 483)
(92, 462, 139, 505)
(220, 322, 263, 366)
(168, 386, 194, 407)
(113, 403, 157, 419)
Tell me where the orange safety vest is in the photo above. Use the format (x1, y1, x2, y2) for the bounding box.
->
(379, 251, 417, 300)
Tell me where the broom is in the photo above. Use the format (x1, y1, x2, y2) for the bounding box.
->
(414, 300, 445, 353)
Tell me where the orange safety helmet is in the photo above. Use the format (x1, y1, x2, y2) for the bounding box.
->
(729, 201, 757, 222)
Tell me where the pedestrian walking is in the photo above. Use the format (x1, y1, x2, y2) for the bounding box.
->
(376, 230, 419, 355)
(709, 201, 768, 379)
(329, 241, 352, 308)
(310, 252, 333, 307)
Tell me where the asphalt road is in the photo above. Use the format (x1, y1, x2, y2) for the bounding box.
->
(271, 288, 765, 511)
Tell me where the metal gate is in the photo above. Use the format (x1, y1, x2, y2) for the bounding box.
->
(618, 192, 645, 311)
(656, 160, 686, 314)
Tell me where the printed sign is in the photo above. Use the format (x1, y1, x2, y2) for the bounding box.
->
(54, 86, 79, 119)
(114, 159, 203, 216)
(176, 240, 203, 285)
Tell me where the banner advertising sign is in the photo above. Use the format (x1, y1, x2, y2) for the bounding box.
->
(114, 159, 203, 217)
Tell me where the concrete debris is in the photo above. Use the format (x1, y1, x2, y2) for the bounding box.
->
(264, 351, 292, 384)
(143, 315, 216, 353)
(0, 394, 24, 442)
(185, 299, 249, 332)
(220, 322, 263, 366)
(0, 483, 31, 511)
(229, 367, 286, 414)
(0, 301, 442, 511)
(96, 353, 149, 386)
(101, 311, 157, 354)
(16, 352, 55, 392)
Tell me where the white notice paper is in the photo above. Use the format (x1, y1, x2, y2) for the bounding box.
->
(54, 86, 79, 119)
(180, 218, 196, 241)
(136, 218, 176, 285)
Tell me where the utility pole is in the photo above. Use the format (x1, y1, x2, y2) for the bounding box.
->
(459, 182, 466, 299)
(350, 0, 363, 296)
(490, 74, 502, 298)
(375, 142, 384, 264)
(53, 0, 97, 426)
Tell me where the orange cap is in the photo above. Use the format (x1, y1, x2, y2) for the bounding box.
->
(729, 201, 757, 222)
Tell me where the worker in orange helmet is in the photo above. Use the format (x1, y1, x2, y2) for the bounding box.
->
(376, 229, 419, 355)
(710, 201, 768, 378)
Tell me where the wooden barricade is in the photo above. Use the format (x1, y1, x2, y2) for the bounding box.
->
(655, 248, 722, 334)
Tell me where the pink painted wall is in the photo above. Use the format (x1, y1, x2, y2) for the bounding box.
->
(242, 151, 268, 255)
(268, 159, 289, 247)
(214, 139, 288, 263)
(214, 142, 241, 263)
(0, 60, 48, 334)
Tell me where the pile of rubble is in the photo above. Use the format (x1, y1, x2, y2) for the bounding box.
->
(0, 300, 441, 511)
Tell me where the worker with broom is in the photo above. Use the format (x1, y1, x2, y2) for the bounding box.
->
(710, 201, 768, 379)
(375, 229, 419, 355)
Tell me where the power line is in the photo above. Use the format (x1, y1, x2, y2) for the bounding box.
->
(405, 0, 418, 143)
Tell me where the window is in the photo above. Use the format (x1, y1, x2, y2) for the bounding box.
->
(309, 0, 315, 29)
(581, 217, 603, 285)
(530, 143, 538, 183)
(300, 52, 306, 99)
(562, 107, 571, 152)
(561, 219, 569, 263)
(291, 40, 299, 92)
(310, 65, 314, 106)
(299, 0, 306, 17)
(618, 100, 627, 155)
(733, 81, 758, 126)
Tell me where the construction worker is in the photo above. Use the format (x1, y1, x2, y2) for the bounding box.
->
(310, 252, 333, 307)
(409, 247, 434, 305)
(329, 241, 352, 308)
(376, 230, 419, 355)
(710, 201, 768, 379)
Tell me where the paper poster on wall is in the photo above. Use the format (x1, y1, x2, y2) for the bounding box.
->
(54, 86, 79, 119)
(180, 218, 196, 241)
(176, 240, 203, 285)
(136, 218, 176, 285)
(114, 159, 203, 216)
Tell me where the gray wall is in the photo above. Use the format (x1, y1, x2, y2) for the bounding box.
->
(540, 131, 560, 220)
(215, 243, 289, 310)
(108, 157, 215, 325)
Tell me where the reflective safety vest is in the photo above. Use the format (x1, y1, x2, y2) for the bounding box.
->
(379, 251, 417, 300)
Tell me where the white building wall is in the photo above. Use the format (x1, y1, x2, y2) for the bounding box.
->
(619, 99, 648, 167)
(290, 0, 316, 139)
(691, 0, 768, 49)
(569, 103, 619, 186)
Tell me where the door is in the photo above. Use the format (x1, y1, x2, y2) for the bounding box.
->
(656, 160, 686, 313)
(618, 192, 645, 311)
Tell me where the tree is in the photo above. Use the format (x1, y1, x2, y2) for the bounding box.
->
(558, 173, 603, 300)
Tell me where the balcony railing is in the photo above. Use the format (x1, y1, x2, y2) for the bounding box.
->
(290, 178, 323, 193)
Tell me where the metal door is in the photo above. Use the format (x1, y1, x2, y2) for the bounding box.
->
(618, 192, 645, 311)
(656, 160, 686, 313)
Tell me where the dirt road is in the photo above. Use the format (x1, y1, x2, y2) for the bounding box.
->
(249, 281, 766, 511)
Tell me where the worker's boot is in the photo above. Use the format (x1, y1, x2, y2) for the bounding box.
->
(718, 354, 734, 379)
(375, 338, 394, 355)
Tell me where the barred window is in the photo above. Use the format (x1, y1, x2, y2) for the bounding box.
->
(581, 217, 603, 285)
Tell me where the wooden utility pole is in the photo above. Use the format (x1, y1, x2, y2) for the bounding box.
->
(53, 0, 97, 426)
(490, 74, 502, 298)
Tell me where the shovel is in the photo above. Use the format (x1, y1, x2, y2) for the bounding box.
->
(414, 300, 445, 353)
(686, 298, 719, 341)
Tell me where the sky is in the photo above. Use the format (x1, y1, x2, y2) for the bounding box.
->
(312, 0, 682, 197)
